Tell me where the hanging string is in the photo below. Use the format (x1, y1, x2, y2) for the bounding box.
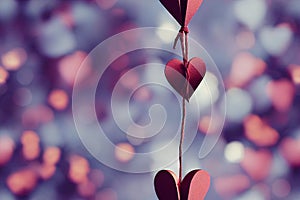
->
(173, 26, 189, 184)
(184, 31, 190, 102)
(179, 92, 186, 183)
(184, 31, 189, 64)
(173, 26, 189, 64)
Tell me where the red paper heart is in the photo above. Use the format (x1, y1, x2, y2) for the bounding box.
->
(159, 0, 204, 26)
(154, 170, 210, 200)
(165, 57, 206, 101)
(181, 170, 211, 200)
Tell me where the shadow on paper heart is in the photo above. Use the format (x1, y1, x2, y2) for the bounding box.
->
(164, 57, 206, 101)
(154, 169, 210, 200)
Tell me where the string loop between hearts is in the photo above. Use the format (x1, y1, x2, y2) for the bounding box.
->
(173, 26, 189, 50)
(173, 26, 189, 67)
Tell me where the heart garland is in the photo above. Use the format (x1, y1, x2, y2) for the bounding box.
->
(158, 0, 206, 100)
(155, 0, 209, 199)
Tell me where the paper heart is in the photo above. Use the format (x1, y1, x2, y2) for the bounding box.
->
(165, 57, 206, 101)
(159, 0, 204, 27)
(154, 170, 180, 200)
(180, 170, 210, 200)
(154, 170, 210, 200)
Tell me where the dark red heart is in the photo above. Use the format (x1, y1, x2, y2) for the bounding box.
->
(164, 57, 206, 101)
(154, 170, 180, 200)
(159, 0, 182, 25)
(154, 170, 210, 200)
(159, 0, 204, 26)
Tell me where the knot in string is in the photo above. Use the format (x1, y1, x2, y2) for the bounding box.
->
(173, 26, 189, 49)
(179, 26, 189, 33)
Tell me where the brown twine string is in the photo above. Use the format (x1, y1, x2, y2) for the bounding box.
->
(173, 27, 189, 184)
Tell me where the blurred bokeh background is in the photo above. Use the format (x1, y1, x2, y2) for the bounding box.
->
(0, 0, 300, 199)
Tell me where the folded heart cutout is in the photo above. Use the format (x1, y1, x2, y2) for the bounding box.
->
(165, 57, 206, 101)
(154, 170, 210, 200)
(159, 0, 204, 27)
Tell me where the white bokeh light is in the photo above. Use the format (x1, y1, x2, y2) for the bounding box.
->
(224, 141, 245, 163)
